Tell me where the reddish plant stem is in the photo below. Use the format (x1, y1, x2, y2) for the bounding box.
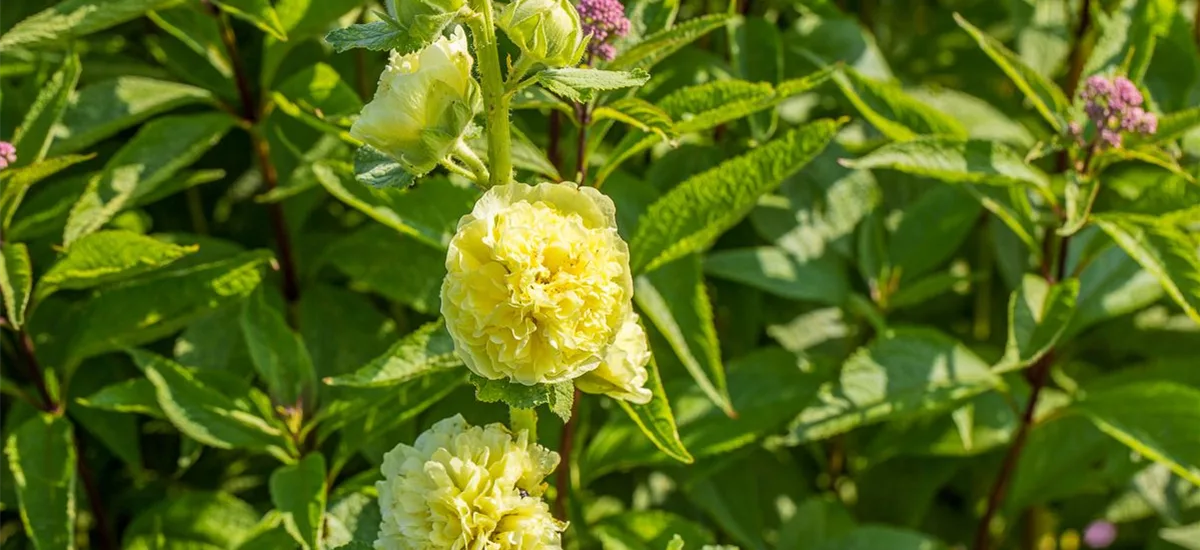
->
(74, 434, 116, 550)
(210, 4, 301, 306)
(554, 389, 582, 521)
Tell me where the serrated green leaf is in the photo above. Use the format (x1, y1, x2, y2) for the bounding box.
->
(470, 376, 575, 421)
(241, 289, 317, 407)
(704, 247, 849, 305)
(76, 378, 164, 418)
(323, 320, 461, 388)
(211, 0, 287, 40)
(67, 251, 271, 364)
(325, 12, 456, 55)
(1133, 105, 1200, 146)
(537, 68, 650, 102)
(786, 328, 1001, 444)
(133, 350, 295, 459)
(0, 243, 33, 330)
(832, 67, 966, 141)
(314, 162, 477, 249)
(353, 145, 417, 189)
(630, 119, 843, 273)
(844, 138, 1052, 192)
(63, 112, 235, 247)
(1094, 213, 1200, 323)
(636, 255, 731, 415)
(0, 0, 184, 50)
(36, 230, 197, 300)
(270, 454, 326, 549)
(1083, 0, 1174, 82)
(591, 97, 676, 141)
(5, 414, 75, 550)
(659, 80, 775, 134)
(995, 275, 1080, 372)
(614, 356, 692, 465)
(610, 14, 735, 70)
(11, 53, 81, 167)
(50, 77, 215, 156)
(954, 14, 1070, 132)
(1073, 381, 1200, 486)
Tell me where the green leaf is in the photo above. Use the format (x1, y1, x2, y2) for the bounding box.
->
(324, 12, 456, 55)
(323, 320, 460, 388)
(211, 0, 287, 40)
(0, 0, 184, 50)
(133, 350, 295, 459)
(609, 14, 736, 70)
(5, 414, 75, 550)
(816, 526, 948, 550)
(843, 138, 1052, 193)
(241, 289, 317, 407)
(703, 247, 849, 306)
(269, 454, 326, 550)
(731, 16, 783, 141)
(593, 510, 715, 550)
(323, 224, 445, 315)
(314, 162, 477, 249)
(659, 80, 775, 134)
(299, 284, 398, 380)
(636, 255, 731, 414)
(123, 491, 262, 550)
(50, 77, 215, 156)
(63, 112, 235, 247)
(353, 145, 417, 189)
(954, 13, 1071, 132)
(832, 67, 966, 141)
(76, 378, 164, 418)
(537, 68, 650, 102)
(778, 497, 857, 549)
(1083, 0, 1174, 82)
(0, 154, 94, 231)
(1073, 380, 1200, 486)
(786, 328, 1001, 444)
(11, 53, 81, 167)
(630, 118, 843, 273)
(1094, 213, 1200, 323)
(591, 97, 676, 141)
(36, 230, 198, 300)
(0, 243, 33, 330)
(995, 275, 1080, 372)
(67, 251, 271, 364)
(886, 185, 982, 282)
(469, 376, 575, 422)
(1134, 105, 1200, 146)
(1067, 242, 1163, 335)
(586, 347, 820, 477)
(614, 356, 692, 465)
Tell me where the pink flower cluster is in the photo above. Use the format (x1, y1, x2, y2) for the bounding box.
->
(0, 142, 16, 170)
(577, 0, 630, 61)
(1073, 75, 1157, 148)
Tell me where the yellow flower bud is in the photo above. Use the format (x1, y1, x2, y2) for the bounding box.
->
(576, 313, 653, 404)
(441, 182, 636, 387)
(497, 0, 588, 68)
(375, 415, 565, 549)
(350, 27, 479, 175)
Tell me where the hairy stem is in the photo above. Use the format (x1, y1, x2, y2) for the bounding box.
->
(467, 1, 513, 188)
(454, 139, 491, 184)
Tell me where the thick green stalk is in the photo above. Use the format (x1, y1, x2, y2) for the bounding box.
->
(510, 408, 538, 443)
(467, 0, 512, 188)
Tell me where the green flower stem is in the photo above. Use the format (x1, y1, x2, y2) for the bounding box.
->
(453, 139, 491, 184)
(505, 55, 537, 90)
(467, 0, 513, 188)
(510, 407, 538, 443)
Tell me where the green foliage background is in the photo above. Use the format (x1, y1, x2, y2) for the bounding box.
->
(1, 0, 1199, 549)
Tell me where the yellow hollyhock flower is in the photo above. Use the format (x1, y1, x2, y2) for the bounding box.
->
(441, 182, 638, 387)
(375, 415, 564, 550)
(575, 313, 653, 404)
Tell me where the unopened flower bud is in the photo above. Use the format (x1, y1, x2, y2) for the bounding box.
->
(0, 142, 15, 170)
(498, 0, 588, 67)
(350, 27, 479, 175)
